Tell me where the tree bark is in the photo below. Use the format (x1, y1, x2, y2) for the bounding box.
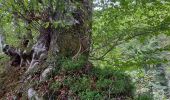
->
(50, 0, 92, 58)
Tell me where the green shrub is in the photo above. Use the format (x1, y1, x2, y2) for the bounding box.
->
(96, 78, 112, 90)
(67, 76, 91, 93)
(79, 90, 103, 100)
(50, 63, 135, 99)
(136, 93, 153, 100)
(50, 81, 62, 90)
(90, 67, 135, 96)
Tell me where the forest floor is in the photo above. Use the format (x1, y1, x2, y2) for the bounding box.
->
(0, 54, 135, 100)
(1, 53, 170, 100)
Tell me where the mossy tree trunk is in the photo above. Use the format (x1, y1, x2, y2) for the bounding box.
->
(50, 0, 92, 59)
(3, 0, 92, 70)
(26, 0, 92, 74)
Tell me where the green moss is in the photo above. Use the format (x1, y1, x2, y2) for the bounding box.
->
(0, 54, 9, 62)
(0, 54, 9, 74)
(61, 56, 86, 72)
(49, 55, 86, 73)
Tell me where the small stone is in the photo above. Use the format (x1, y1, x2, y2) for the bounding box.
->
(28, 88, 40, 100)
(40, 66, 53, 82)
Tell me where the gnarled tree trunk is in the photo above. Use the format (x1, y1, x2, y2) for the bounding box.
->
(2, 0, 92, 99)
(3, 0, 92, 69)
(50, 0, 92, 58)
(26, 0, 92, 74)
